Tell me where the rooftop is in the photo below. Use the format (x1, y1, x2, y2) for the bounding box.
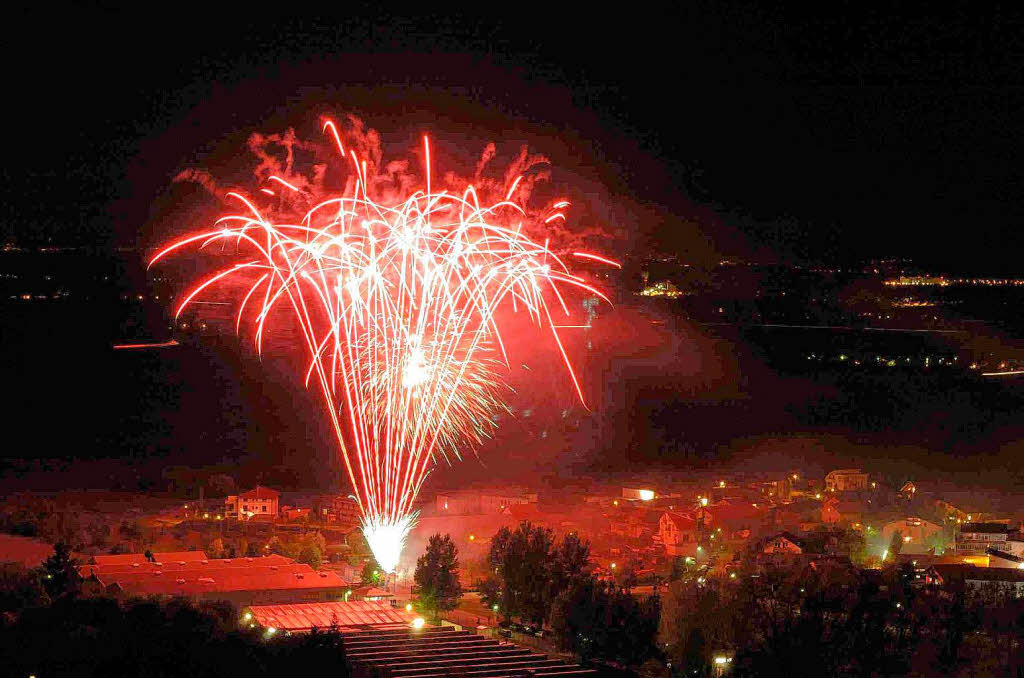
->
(337, 625, 594, 678)
(246, 600, 415, 632)
(87, 551, 208, 566)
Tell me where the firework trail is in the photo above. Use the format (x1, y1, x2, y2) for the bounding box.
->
(151, 118, 616, 572)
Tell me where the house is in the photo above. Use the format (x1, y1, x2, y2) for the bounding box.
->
(925, 563, 1024, 601)
(225, 486, 280, 520)
(987, 548, 1024, 569)
(658, 512, 698, 556)
(312, 495, 361, 527)
(881, 517, 943, 549)
(609, 506, 660, 539)
(702, 501, 768, 536)
(761, 532, 805, 554)
(282, 507, 311, 522)
(822, 497, 840, 524)
(622, 487, 657, 502)
(824, 469, 869, 493)
(436, 490, 536, 515)
(956, 522, 1010, 555)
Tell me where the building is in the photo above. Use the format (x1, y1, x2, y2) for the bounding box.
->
(244, 600, 417, 633)
(622, 487, 658, 502)
(761, 532, 805, 555)
(225, 486, 280, 520)
(658, 512, 698, 556)
(824, 469, 869, 493)
(338, 625, 594, 678)
(281, 507, 311, 522)
(702, 501, 768, 536)
(78, 553, 348, 606)
(84, 551, 208, 567)
(821, 497, 840, 524)
(956, 522, 1010, 555)
(881, 517, 943, 549)
(312, 494, 361, 527)
(436, 489, 536, 515)
(987, 548, 1024, 569)
(925, 564, 1024, 601)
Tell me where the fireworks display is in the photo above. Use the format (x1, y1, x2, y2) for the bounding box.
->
(150, 119, 615, 572)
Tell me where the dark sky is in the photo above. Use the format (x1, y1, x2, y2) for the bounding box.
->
(5, 4, 1023, 271)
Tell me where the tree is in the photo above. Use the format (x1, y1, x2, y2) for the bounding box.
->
(361, 559, 382, 585)
(0, 563, 49, 613)
(660, 579, 734, 675)
(298, 544, 323, 569)
(482, 522, 555, 626)
(207, 538, 225, 559)
(413, 533, 463, 621)
(548, 532, 590, 602)
(266, 536, 288, 557)
(41, 541, 77, 599)
(888, 531, 904, 558)
(550, 575, 660, 665)
(207, 474, 235, 497)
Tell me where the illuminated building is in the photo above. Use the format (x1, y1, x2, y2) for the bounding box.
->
(824, 469, 869, 493)
(224, 486, 280, 521)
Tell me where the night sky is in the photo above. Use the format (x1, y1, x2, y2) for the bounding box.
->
(4, 5, 1024, 491)
(6, 4, 1023, 270)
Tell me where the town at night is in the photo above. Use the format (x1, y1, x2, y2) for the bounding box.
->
(4, 6, 1024, 677)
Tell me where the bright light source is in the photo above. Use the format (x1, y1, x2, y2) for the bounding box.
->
(613, 500, 619, 506)
(243, 612, 252, 621)
(405, 603, 413, 612)
(411, 617, 425, 629)
(903, 536, 911, 542)
(700, 497, 708, 507)
(719, 481, 725, 488)
(203, 513, 209, 519)
(363, 514, 416, 574)
(468, 534, 475, 541)
(714, 656, 729, 665)
(492, 604, 499, 611)
(610, 562, 616, 569)
(638, 489, 655, 501)
(882, 549, 889, 560)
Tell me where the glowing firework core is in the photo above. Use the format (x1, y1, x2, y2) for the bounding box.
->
(152, 119, 613, 572)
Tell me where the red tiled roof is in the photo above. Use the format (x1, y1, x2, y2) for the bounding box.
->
(246, 600, 416, 631)
(104, 565, 346, 596)
(663, 512, 696, 531)
(93, 564, 311, 588)
(355, 586, 393, 598)
(240, 486, 280, 500)
(78, 554, 293, 578)
(88, 551, 208, 566)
